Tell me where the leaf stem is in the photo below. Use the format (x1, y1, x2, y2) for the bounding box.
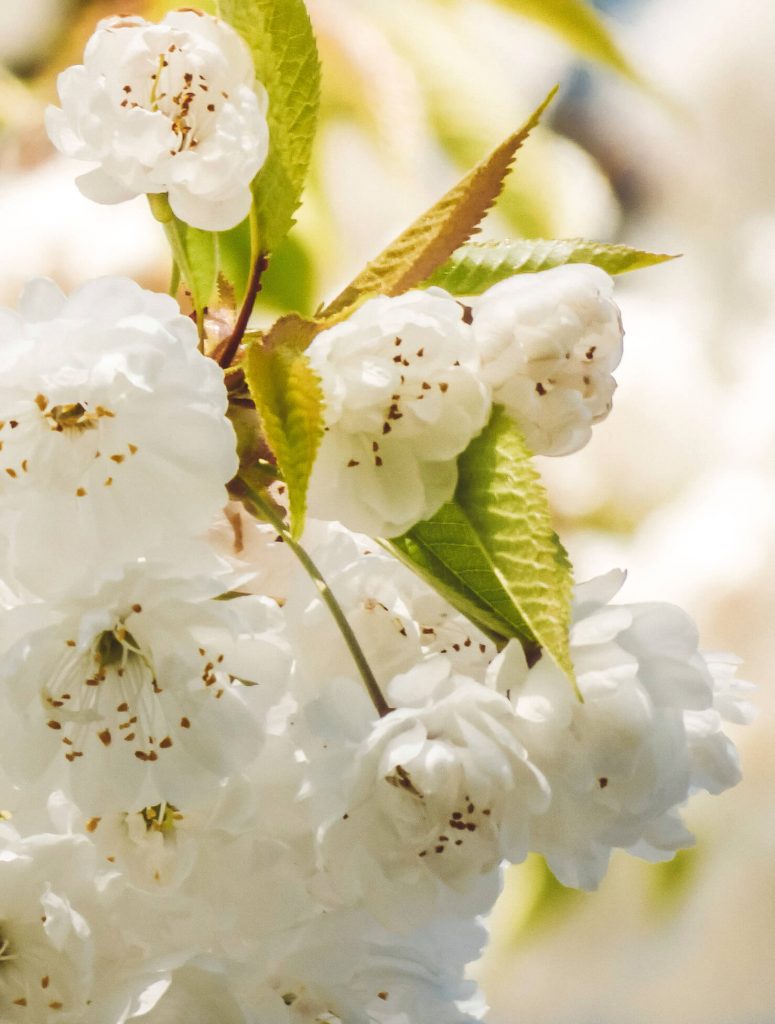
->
(148, 195, 206, 346)
(169, 260, 181, 298)
(238, 479, 391, 718)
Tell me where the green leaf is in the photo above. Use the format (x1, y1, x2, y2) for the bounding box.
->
(320, 88, 557, 318)
(220, 0, 321, 255)
(390, 511, 534, 648)
(393, 407, 575, 679)
(259, 234, 316, 315)
(497, 0, 641, 84)
(172, 218, 218, 312)
(426, 238, 677, 294)
(456, 409, 575, 678)
(216, 218, 252, 306)
(244, 321, 324, 540)
(149, 195, 217, 318)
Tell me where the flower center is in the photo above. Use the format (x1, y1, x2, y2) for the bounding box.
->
(39, 394, 115, 434)
(47, 402, 98, 432)
(95, 625, 140, 669)
(140, 802, 182, 834)
(123, 45, 227, 155)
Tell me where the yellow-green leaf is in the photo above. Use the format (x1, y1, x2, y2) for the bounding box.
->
(220, 0, 321, 254)
(426, 238, 677, 294)
(244, 323, 324, 539)
(320, 88, 558, 318)
(498, 0, 641, 84)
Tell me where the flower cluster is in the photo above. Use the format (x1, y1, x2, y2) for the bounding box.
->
(306, 270, 623, 537)
(0, 7, 753, 1023)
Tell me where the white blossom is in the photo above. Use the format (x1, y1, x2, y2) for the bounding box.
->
(45, 11, 269, 231)
(0, 567, 288, 814)
(226, 909, 487, 1024)
(306, 290, 492, 537)
(0, 277, 236, 597)
(0, 823, 96, 1023)
(472, 265, 623, 456)
(316, 659, 548, 929)
(212, 512, 496, 690)
(490, 570, 750, 889)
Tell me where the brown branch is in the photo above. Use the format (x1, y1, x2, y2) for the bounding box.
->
(217, 253, 269, 368)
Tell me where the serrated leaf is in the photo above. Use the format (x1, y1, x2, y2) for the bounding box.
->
(244, 325, 324, 539)
(389, 512, 532, 647)
(457, 407, 575, 679)
(261, 312, 321, 353)
(394, 408, 575, 679)
(426, 238, 677, 294)
(320, 88, 557, 318)
(497, 0, 641, 84)
(220, 0, 321, 254)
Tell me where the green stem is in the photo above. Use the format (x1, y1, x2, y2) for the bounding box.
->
(169, 261, 181, 298)
(239, 480, 391, 718)
(148, 194, 205, 346)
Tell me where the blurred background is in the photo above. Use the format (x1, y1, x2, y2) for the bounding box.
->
(1, 0, 773, 1020)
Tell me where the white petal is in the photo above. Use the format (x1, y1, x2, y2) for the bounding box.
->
(76, 167, 137, 205)
(168, 184, 252, 232)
